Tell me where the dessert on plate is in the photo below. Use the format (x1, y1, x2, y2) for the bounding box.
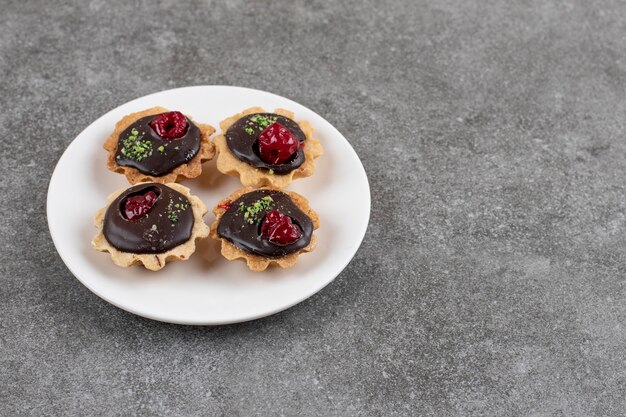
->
(213, 107, 323, 188)
(104, 106, 215, 184)
(210, 187, 319, 271)
(92, 182, 209, 271)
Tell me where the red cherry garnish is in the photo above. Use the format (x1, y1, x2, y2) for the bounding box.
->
(260, 210, 302, 245)
(124, 191, 158, 221)
(150, 111, 189, 139)
(257, 122, 299, 165)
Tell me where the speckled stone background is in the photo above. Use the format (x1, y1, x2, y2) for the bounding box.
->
(1, 0, 625, 416)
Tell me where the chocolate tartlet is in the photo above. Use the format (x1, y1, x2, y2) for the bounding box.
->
(213, 107, 323, 188)
(104, 107, 215, 184)
(92, 182, 209, 271)
(210, 187, 319, 271)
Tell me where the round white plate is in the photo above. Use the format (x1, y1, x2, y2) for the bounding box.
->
(47, 86, 370, 325)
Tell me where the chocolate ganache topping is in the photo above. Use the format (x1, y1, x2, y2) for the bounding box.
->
(225, 113, 305, 174)
(217, 189, 313, 257)
(115, 113, 201, 176)
(103, 183, 194, 254)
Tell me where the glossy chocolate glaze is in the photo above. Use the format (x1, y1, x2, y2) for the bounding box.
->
(115, 114, 201, 176)
(225, 113, 305, 174)
(103, 183, 194, 254)
(217, 189, 313, 258)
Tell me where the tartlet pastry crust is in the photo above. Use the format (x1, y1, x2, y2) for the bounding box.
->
(213, 107, 323, 188)
(92, 183, 210, 271)
(103, 106, 216, 184)
(210, 187, 319, 272)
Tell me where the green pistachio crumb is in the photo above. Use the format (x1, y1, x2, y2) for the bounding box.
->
(250, 114, 278, 128)
(165, 197, 189, 223)
(237, 195, 274, 224)
(118, 130, 152, 161)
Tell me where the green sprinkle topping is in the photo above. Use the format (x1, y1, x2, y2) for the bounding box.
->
(119, 129, 152, 161)
(238, 196, 274, 224)
(157, 145, 165, 153)
(244, 127, 255, 135)
(250, 114, 277, 128)
(166, 198, 189, 223)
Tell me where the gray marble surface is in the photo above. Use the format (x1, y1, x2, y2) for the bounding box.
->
(1, 0, 625, 416)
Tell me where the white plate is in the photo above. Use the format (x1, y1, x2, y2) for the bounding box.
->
(47, 86, 370, 325)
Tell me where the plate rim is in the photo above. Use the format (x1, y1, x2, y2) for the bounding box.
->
(46, 85, 371, 325)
